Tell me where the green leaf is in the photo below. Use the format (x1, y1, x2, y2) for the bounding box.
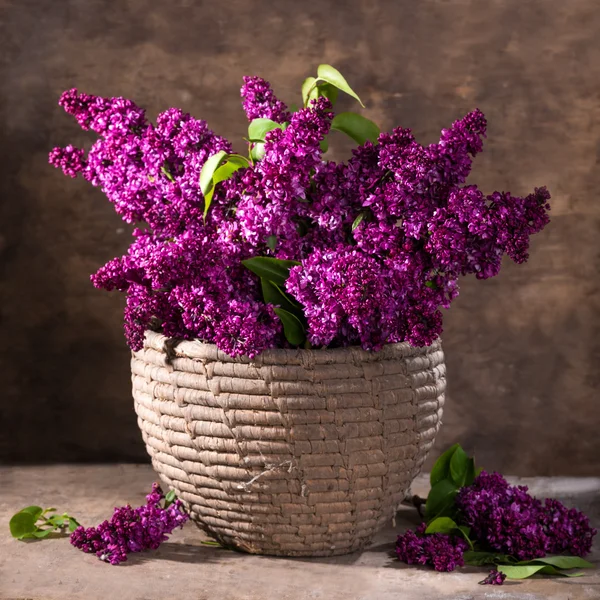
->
(425, 281, 436, 289)
(31, 528, 53, 539)
(248, 118, 285, 142)
(302, 76, 318, 107)
(317, 64, 365, 107)
(266, 235, 277, 251)
(475, 466, 484, 476)
(498, 564, 584, 579)
(242, 257, 300, 287)
(68, 518, 80, 532)
(456, 525, 474, 549)
(47, 515, 65, 526)
(201, 153, 246, 220)
(425, 479, 458, 522)
(425, 517, 457, 535)
(200, 150, 228, 197)
(464, 458, 476, 487)
(164, 489, 176, 508)
(449, 445, 470, 487)
(538, 566, 584, 577)
(319, 137, 328, 153)
(250, 142, 266, 162)
(430, 444, 459, 486)
(9, 511, 37, 539)
(518, 556, 594, 570)
(19, 506, 44, 521)
(161, 164, 175, 182)
(463, 551, 512, 566)
(498, 564, 547, 579)
(316, 83, 339, 105)
(352, 212, 367, 231)
(261, 279, 301, 316)
(331, 112, 380, 145)
(274, 308, 306, 346)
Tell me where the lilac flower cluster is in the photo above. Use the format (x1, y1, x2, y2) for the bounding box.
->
(50, 75, 551, 356)
(456, 471, 597, 560)
(70, 483, 188, 565)
(395, 523, 468, 572)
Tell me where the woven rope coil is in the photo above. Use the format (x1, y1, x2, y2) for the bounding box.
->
(132, 330, 446, 557)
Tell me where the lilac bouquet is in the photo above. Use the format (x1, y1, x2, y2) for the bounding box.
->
(50, 65, 550, 357)
(396, 444, 596, 583)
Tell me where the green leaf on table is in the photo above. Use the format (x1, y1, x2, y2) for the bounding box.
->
(499, 564, 585, 579)
(430, 444, 459, 486)
(518, 556, 594, 570)
(425, 478, 458, 522)
(317, 64, 365, 107)
(242, 257, 300, 286)
(274, 308, 306, 346)
(19, 506, 44, 520)
(464, 457, 476, 487)
(9, 511, 37, 539)
(425, 517, 457, 535)
(331, 112, 380, 145)
(31, 528, 53, 539)
(68, 517, 80, 532)
(46, 515, 64, 526)
(463, 551, 512, 566)
(449, 445, 470, 486)
(248, 118, 285, 142)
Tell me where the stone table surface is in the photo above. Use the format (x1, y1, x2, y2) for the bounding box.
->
(1, 465, 599, 600)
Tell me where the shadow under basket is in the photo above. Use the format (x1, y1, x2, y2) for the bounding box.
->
(132, 330, 446, 557)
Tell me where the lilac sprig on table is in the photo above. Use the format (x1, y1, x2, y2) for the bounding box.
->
(49, 64, 551, 358)
(396, 444, 596, 583)
(70, 483, 188, 565)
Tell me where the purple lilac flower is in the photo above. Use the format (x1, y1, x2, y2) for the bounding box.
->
(456, 471, 596, 560)
(241, 76, 291, 123)
(396, 523, 468, 572)
(70, 483, 188, 565)
(50, 78, 551, 357)
(479, 569, 506, 585)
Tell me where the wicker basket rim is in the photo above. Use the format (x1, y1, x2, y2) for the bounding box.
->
(143, 330, 442, 366)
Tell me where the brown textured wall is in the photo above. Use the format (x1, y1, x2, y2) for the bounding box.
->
(0, 0, 598, 474)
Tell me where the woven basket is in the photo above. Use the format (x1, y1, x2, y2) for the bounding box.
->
(132, 330, 445, 557)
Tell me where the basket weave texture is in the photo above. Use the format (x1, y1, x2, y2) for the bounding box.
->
(132, 330, 446, 557)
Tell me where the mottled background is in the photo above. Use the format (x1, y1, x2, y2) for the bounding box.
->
(0, 0, 598, 474)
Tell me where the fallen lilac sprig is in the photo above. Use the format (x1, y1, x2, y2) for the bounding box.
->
(70, 483, 188, 565)
(395, 444, 597, 584)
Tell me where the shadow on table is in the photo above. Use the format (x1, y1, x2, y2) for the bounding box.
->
(125, 542, 231, 565)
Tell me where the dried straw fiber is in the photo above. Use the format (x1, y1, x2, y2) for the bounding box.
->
(132, 330, 445, 556)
